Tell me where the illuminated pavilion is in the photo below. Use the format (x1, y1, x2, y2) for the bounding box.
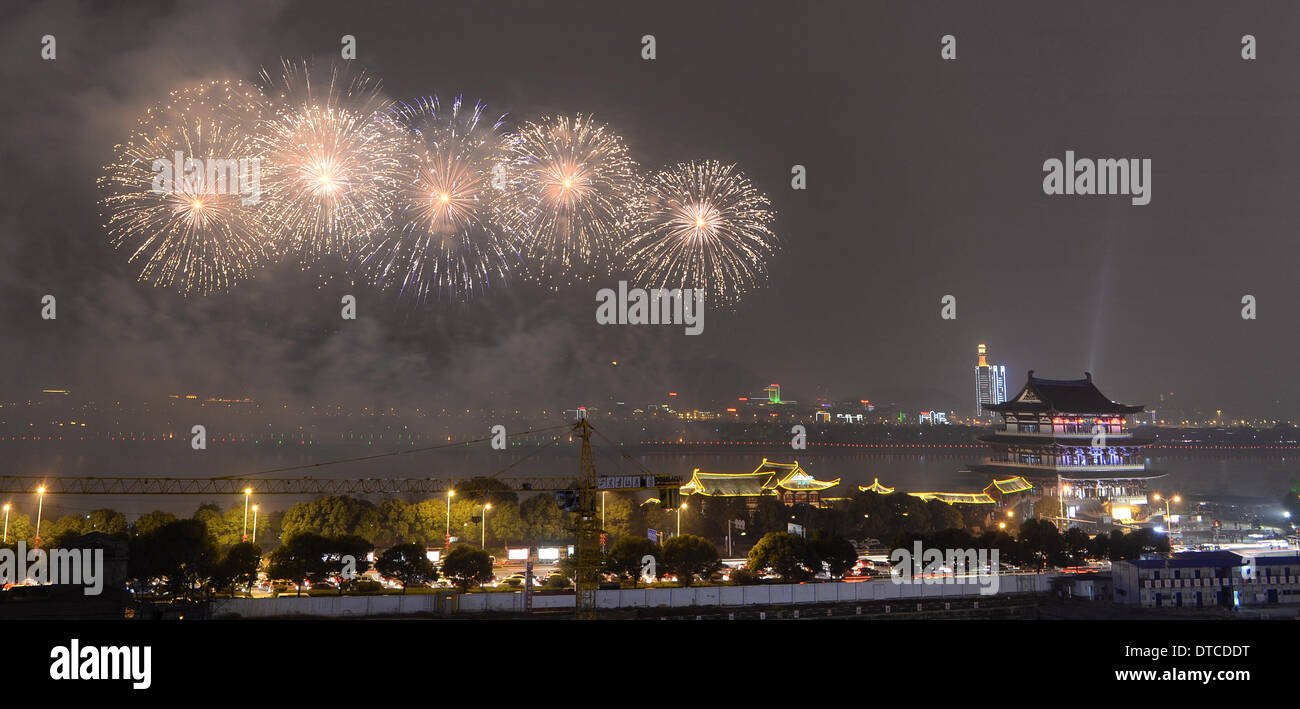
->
(679, 458, 841, 507)
(973, 371, 1164, 526)
(857, 478, 895, 495)
(854, 476, 1032, 507)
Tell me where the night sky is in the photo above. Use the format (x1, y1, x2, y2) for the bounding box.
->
(4, 0, 1300, 417)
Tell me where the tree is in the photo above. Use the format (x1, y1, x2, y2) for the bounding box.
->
(267, 533, 330, 595)
(84, 508, 128, 536)
(661, 534, 721, 587)
(376, 498, 422, 547)
(809, 532, 857, 578)
(129, 518, 220, 601)
(1061, 527, 1091, 566)
(457, 477, 518, 507)
(1016, 518, 1062, 569)
(375, 543, 438, 593)
(441, 544, 494, 591)
(47, 514, 90, 548)
(212, 542, 262, 595)
(519, 494, 567, 545)
(603, 536, 660, 587)
(325, 535, 374, 593)
(132, 510, 176, 538)
(600, 493, 634, 538)
(0, 511, 35, 549)
(279, 496, 381, 541)
(747, 532, 813, 582)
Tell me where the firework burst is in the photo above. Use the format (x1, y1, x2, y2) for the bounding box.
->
(255, 60, 407, 265)
(360, 96, 520, 303)
(494, 114, 637, 284)
(97, 80, 273, 296)
(622, 160, 777, 308)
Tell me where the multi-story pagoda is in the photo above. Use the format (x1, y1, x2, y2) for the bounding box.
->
(973, 372, 1164, 525)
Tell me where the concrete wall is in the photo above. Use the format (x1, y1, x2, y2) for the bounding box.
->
(211, 593, 449, 618)
(211, 575, 1051, 618)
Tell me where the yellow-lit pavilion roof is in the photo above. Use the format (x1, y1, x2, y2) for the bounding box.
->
(679, 459, 840, 496)
(986, 476, 1033, 495)
(858, 478, 896, 494)
(907, 492, 996, 505)
(679, 469, 778, 497)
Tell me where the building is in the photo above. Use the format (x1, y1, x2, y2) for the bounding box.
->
(679, 459, 840, 507)
(1113, 551, 1300, 610)
(975, 344, 1008, 417)
(975, 371, 1161, 528)
(858, 478, 895, 495)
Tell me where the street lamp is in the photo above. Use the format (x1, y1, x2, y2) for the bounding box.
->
(34, 486, 46, 549)
(2, 503, 9, 544)
(242, 488, 252, 542)
(481, 503, 492, 548)
(677, 502, 687, 537)
(1153, 493, 1181, 534)
(251, 505, 259, 544)
(446, 490, 455, 543)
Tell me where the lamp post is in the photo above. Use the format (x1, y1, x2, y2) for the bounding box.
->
(34, 486, 46, 549)
(677, 502, 687, 537)
(481, 503, 492, 548)
(251, 505, 259, 544)
(242, 488, 252, 542)
(446, 490, 455, 544)
(1153, 493, 1181, 535)
(2, 503, 9, 544)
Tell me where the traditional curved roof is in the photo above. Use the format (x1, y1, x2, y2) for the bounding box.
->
(775, 469, 841, 491)
(679, 459, 839, 496)
(679, 469, 777, 496)
(987, 476, 1033, 494)
(985, 371, 1143, 415)
(908, 491, 996, 505)
(858, 478, 896, 494)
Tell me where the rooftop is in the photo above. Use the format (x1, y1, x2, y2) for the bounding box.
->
(1123, 551, 1246, 569)
(985, 371, 1143, 416)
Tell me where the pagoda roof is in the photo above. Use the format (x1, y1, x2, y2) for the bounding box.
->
(985, 371, 1143, 415)
(753, 459, 839, 490)
(986, 476, 1033, 494)
(908, 491, 996, 505)
(680, 459, 839, 496)
(680, 469, 778, 497)
(858, 478, 896, 494)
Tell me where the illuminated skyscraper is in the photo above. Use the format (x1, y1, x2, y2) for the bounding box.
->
(975, 344, 1008, 417)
